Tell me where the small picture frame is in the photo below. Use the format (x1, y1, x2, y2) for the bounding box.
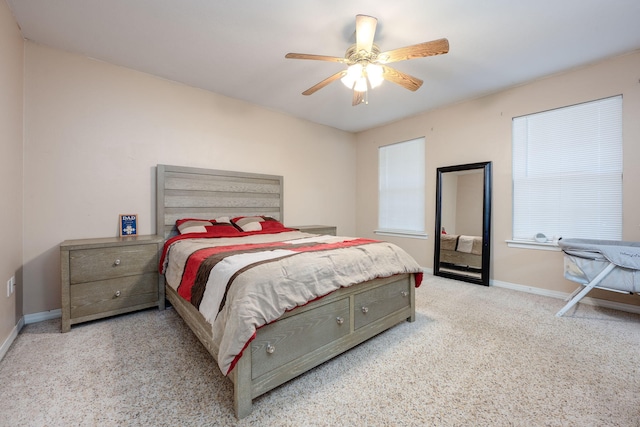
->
(119, 214, 138, 236)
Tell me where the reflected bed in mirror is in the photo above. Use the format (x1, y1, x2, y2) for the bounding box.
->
(434, 161, 492, 286)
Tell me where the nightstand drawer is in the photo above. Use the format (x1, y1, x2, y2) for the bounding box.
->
(70, 272, 159, 319)
(354, 279, 411, 329)
(69, 244, 158, 284)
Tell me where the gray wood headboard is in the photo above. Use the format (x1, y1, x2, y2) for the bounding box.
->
(156, 164, 284, 240)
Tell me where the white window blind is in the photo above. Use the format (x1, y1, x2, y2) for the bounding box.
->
(378, 137, 425, 236)
(512, 95, 622, 241)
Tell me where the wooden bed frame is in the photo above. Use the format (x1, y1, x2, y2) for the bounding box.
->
(156, 164, 416, 418)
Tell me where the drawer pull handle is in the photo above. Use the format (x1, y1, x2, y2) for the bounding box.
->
(361, 306, 368, 314)
(114, 290, 121, 298)
(336, 317, 344, 325)
(401, 291, 409, 297)
(266, 344, 275, 354)
(114, 259, 121, 266)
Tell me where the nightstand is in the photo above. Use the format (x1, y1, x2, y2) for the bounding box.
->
(290, 225, 337, 236)
(60, 235, 165, 332)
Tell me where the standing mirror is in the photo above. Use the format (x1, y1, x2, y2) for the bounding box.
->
(434, 161, 492, 286)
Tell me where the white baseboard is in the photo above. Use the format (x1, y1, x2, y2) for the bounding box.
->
(24, 309, 61, 325)
(0, 316, 24, 363)
(1, 310, 61, 362)
(491, 279, 640, 315)
(491, 279, 567, 299)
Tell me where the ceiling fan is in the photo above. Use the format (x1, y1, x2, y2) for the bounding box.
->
(285, 15, 449, 106)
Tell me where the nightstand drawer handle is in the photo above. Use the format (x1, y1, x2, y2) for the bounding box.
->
(114, 259, 121, 266)
(336, 317, 344, 325)
(361, 306, 368, 314)
(401, 291, 409, 297)
(266, 344, 275, 354)
(114, 290, 121, 297)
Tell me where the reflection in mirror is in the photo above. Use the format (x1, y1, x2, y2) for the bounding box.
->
(434, 162, 492, 286)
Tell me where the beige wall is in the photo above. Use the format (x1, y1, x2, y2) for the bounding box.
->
(23, 42, 356, 315)
(11, 33, 640, 320)
(0, 2, 24, 347)
(356, 50, 640, 306)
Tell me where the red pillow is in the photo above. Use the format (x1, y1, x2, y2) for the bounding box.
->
(259, 218, 287, 231)
(204, 222, 242, 236)
(176, 218, 211, 226)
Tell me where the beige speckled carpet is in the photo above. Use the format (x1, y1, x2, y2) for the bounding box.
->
(1, 275, 639, 426)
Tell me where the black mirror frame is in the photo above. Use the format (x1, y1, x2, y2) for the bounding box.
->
(434, 161, 492, 286)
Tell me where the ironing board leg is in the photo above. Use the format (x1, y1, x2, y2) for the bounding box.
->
(556, 262, 617, 317)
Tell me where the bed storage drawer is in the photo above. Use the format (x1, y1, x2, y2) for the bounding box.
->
(251, 297, 350, 379)
(354, 279, 411, 329)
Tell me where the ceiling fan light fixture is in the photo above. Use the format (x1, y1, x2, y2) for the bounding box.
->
(354, 77, 368, 92)
(366, 63, 384, 88)
(341, 63, 384, 92)
(341, 63, 363, 89)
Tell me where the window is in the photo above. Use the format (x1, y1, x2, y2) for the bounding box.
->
(377, 137, 426, 238)
(512, 95, 622, 242)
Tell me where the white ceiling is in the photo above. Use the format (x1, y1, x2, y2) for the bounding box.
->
(7, 0, 640, 133)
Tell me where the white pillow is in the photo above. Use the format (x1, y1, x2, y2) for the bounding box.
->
(177, 220, 212, 234)
(239, 221, 262, 232)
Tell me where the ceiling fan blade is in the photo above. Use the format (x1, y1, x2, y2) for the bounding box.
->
(377, 38, 449, 64)
(355, 15, 377, 53)
(285, 53, 347, 63)
(302, 70, 347, 96)
(352, 89, 365, 106)
(381, 65, 423, 91)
